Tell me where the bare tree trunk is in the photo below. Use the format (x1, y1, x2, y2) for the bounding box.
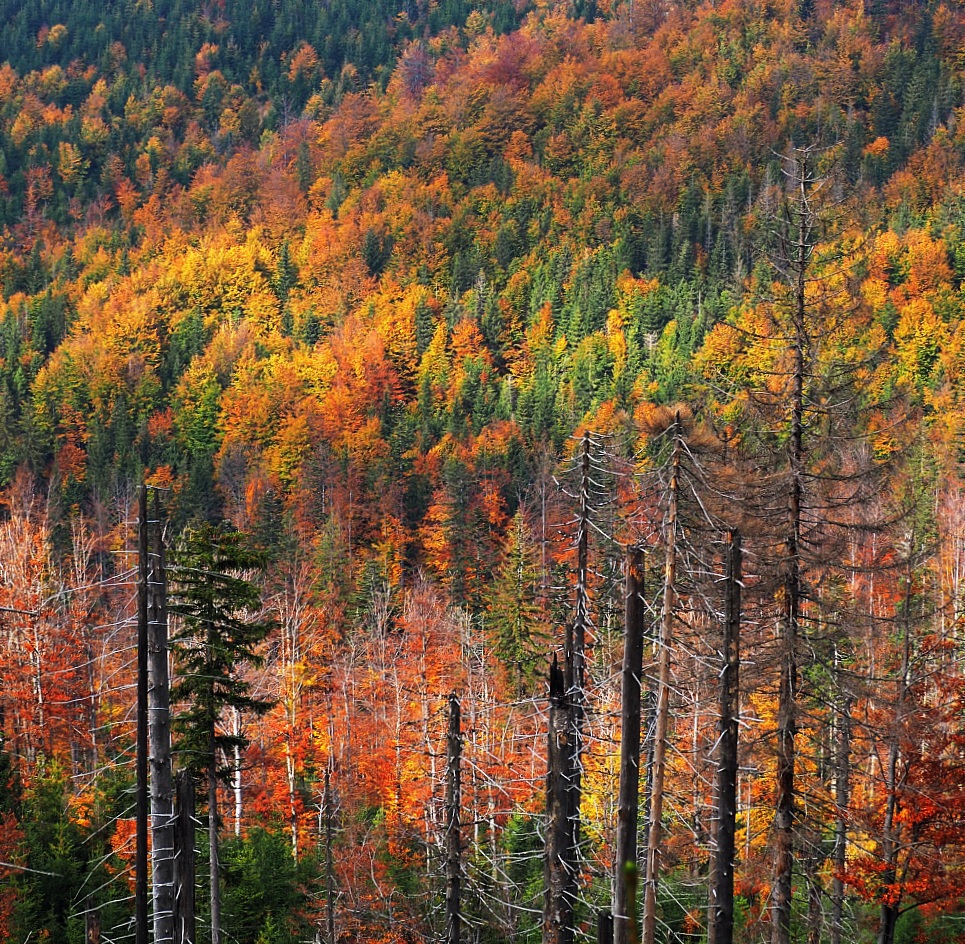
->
(148, 490, 175, 944)
(642, 418, 681, 944)
(710, 530, 741, 944)
(207, 612, 222, 944)
(771, 153, 812, 944)
(446, 694, 462, 944)
(546, 432, 593, 944)
(325, 765, 336, 944)
(564, 430, 591, 872)
(85, 899, 101, 944)
(544, 655, 574, 944)
(806, 859, 824, 944)
(234, 736, 243, 838)
(771, 433, 801, 944)
(283, 739, 299, 854)
(615, 547, 645, 944)
(877, 737, 904, 944)
(174, 769, 197, 944)
(136, 485, 149, 944)
(209, 744, 222, 944)
(830, 686, 852, 944)
(877, 584, 912, 944)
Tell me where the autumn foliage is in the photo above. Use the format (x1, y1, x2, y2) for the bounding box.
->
(3, 0, 965, 941)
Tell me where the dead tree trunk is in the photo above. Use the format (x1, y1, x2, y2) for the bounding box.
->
(446, 693, 462, 944)
(564, 430, 591, 873)
(642, 417, 681, 944)
(544, 654, 575, 944)
(173, 767, 196, 944)
(771, 149, 813, 944)
(710, 530, 741, 944)
(805, 852, 824, 944)
(204, 609, 223, 944)
(85, 899, 100, 944)
(148, 489, 175, 944)
(614, 547, 645, 944)
(877, 581, 913, 944)
(830, 686, 852, 944)
(545, 431, 593, 944)
(208, 728, 222, 944)
(136, 485, 149, 944)
(325, 765, 336, 944)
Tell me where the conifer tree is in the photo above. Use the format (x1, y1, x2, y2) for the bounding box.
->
(487, 510, 545, 697)
(169, 522, 275, 944)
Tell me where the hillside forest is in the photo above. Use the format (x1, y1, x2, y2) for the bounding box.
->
(2, 0, 965, 942)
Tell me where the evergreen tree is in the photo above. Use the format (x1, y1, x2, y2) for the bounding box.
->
(170, 522, 275, 944)
(487, 511, 545, 697)
(221, 827, 315, 944)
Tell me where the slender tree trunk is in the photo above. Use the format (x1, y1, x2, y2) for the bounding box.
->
(710, 531, 741, 944)
(771, 158, 811, 944)
(830, 687, 852, 944)
(325, 765, 336, 944)
(285, 743, 299, 854)
(85, 899, 101, 944)
(544, 654, 574, 944)
(771, 393, 801, 944)
(564, 430, 591, 874)
(878, 736, 902, 944)
(209, 738, 222, 944)
(642, 418, 681, 944)
(642, 675, 656, 861)
(230, 705, 244, 838)
(546, 431, 592, 944)
(174, 769, 197, 944)
(206, 610, 222, 944)
(279, 567, 306, 861)
(446, 694, 462, 944)
(136, 485, 149, 944)
(31, 621, 45, 755)
(805, 859, 824, 944)
(877, 588, 912, 944)
(878, 898, 898, 944)
(148, 490, 175, 944)
(233, 735, 243, 838)
(615, 547, 645, 944)
(85, 638, 98, 770)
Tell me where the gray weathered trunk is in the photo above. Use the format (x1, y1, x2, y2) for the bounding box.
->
(544, 655, 575, 944)
(710, 531, 741, 944)
(446, 694, 462, 944)
(614, 547, 645, 944)
(641, 417, 681, 944)
(136, 485, 149, 944)
(148, 490, 175, 944)
(173, 769, 196, 944)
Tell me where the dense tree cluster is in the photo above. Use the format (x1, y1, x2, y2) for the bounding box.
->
(2, 0, 965, 942)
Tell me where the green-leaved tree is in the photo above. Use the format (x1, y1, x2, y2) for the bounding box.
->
(170, 522, 275, 944)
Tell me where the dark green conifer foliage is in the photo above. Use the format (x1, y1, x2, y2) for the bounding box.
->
(272, 241, 298, 305)
(9, 760, 127, 944)
(170, 522, 275, 944)
(170, 522, 274, 781)
(221, 827, 314, 944)
(487, 511, 545, 697)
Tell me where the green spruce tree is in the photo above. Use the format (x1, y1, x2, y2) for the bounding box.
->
(487, 511, 545, 697)
(170, 522, 275, 944)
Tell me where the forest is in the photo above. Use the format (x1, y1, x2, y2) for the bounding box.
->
(2, 0, 965, 942)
